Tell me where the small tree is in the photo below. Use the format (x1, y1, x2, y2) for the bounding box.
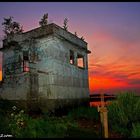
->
(2, 16, 23, 38)
(63, 18, 68, 31)
(39, 13, 48, 27)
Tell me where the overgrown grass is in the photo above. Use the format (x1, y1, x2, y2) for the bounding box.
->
(131, 123, 140, 138)
(108, 91, 140, 138)
(8, 108, 78, 138)
(0, 100, 99, 138)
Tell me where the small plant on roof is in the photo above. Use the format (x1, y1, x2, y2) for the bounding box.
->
(74, 32, 78, 37)
(81, 36, 85, 41)
(39, 13, 48, 27)
(63, 18, 68, 31)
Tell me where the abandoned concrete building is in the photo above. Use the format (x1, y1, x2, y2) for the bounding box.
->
(0, 23, 91, 112)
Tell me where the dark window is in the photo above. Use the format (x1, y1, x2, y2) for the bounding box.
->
(69, 50, 74, 65)
(23, 51, 29, 61)
(23, 51, 29, 72)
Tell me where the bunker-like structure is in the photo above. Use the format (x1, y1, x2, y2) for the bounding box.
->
(0, 23, 91, 112)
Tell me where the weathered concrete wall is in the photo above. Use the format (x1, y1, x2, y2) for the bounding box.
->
(0, 23, 90, 112)
(35, 35, 90, 111)
(0, 73, 30, 100)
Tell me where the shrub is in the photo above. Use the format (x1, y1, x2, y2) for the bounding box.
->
(9, 107, 30, 138)
(108, 91, 140, 137)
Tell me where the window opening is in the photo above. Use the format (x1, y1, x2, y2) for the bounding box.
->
(23, 51, 29, 72)
(69, 50, 74, 65)
(77, 54, 84, 68)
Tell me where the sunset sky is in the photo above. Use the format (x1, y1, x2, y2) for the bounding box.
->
(0, 2, 140, 95)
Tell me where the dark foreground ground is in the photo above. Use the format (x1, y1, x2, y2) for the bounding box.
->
(0, 99, 125, 138)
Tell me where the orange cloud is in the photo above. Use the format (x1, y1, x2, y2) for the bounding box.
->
(89, 75, 128, 92)
(88, 60, 140, 94)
